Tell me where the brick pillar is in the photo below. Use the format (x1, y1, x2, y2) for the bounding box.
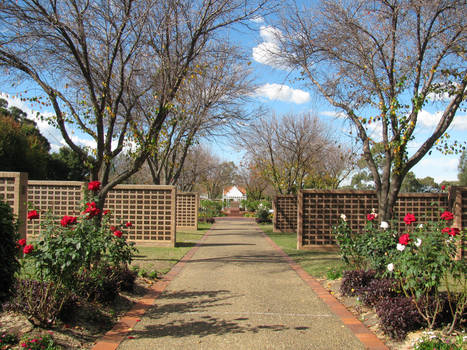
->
(449, 186, 464, 259)
(0, 172, 28, 240)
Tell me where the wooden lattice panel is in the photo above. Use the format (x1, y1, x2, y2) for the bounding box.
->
(299, 190, 379, 247)
(298, 190, 453, 249)
(393, 193, 448, 231)
(0, 175, 17, 208)
(106, 185, 176, 245)
(176, 192, 198, 230)
(26, 181, 83, 238)
(453, 187, 467, 258)
(0, 172, 28, 239)
(273, 195, 297, 233)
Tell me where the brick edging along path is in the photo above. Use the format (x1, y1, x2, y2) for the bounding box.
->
(257, 227, 388, 350)
(91, 227, 213, 350)
(93, 220, 388, 350)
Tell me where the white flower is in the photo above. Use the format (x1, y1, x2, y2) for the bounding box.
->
(380, 221, 389, 229)
(340, 213, 347, 221)
(396, 243, 406, 251)
(418, 224, 423, 229)
(387, 263, 394, 272)
(415, 238, 422, 247)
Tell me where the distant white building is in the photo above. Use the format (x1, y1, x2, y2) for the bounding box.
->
(222, 185, 247, 207)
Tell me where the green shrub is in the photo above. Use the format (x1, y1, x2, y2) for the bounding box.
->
(0, 332, 18, 347)
(414, 333, 466, 350)
(20, 333, 61, 350)
(255, 205, 271, 224)
(199, 200, 222, 219)
(242, 199, 271, 212)
(0, 200, 20, 303)
(333, 213, 397, 274)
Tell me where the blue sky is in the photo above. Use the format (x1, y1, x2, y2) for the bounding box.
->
(210, 16, 466, 184)
(1, 14, 465, 184)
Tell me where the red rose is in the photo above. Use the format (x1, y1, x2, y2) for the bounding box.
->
(442, 227, 459, 236)
(87, 181, 101, 192)
(440, 211, 454, 221)
(126, 221, 132, 227)
(110, 226, 116, 231)
(60, 215, 77, 227)
(398, 233, 410, 245)
(366, 214, 376, 221)
(403, 213, 416, 225)
(103, 210, 110, 215)
(23, 244, 34, 254)
(17, 238, 26, 246)
(441, 185, 446, 190)
(83, 202, 100, 218)
(113, 230, 123, 238)
(27, 210, 39, 220)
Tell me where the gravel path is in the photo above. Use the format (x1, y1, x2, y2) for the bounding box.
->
(117, 218, 366, 350)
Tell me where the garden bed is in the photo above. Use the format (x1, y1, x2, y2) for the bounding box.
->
(260, 224, 466, 350)
(0, 225, 211, 349)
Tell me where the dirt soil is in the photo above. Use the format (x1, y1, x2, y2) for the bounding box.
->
(0, 278, 154, 349)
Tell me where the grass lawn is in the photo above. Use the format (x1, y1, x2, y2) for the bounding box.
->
(131, 222, 212, 277)
(258, 224, 346, 279)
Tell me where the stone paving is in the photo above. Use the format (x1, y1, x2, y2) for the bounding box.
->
(93, 218, 388, 350)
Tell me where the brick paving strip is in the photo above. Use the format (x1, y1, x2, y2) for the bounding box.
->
(92, 218, 388, 350)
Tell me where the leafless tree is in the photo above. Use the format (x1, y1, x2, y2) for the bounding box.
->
(141, 47, 255, 186)
(275, 0, 466, 219)
(235, 112, 348, 194)
(175, 144, 217, 192)
(236, 161, 272, 200)
(0, 0, 274, 209)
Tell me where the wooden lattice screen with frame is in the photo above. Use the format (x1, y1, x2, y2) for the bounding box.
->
(176, 192, 199, 231)
(273, 195, 297, 233)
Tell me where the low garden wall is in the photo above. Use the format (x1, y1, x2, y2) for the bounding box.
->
(0, 172, 197, 247)
(274, 188, 466, 256)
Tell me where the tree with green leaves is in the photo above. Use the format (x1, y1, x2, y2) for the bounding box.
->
(47, 147, 90, 181)
(275, 0, 466, 220)
(0, 101, 50, 179)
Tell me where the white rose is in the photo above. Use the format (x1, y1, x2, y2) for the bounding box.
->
(387, 263, 394, 272)
(380, 221, 389, 229)
(415, 238, 422, 247)
(418, 224, 423, 229)
(340, 214, 347, 222)
(396, 243, 406, 251)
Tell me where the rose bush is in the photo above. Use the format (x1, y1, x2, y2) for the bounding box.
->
(22, 182, 137, 301)
(333, 211, 397, 273)
(387, 210, 466, 333)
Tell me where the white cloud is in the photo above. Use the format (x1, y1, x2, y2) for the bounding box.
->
(250, 16, 264, 23)
(418, 109, 467, 131)
(256, 83, 310, 104)
(411, 156, 459, 182)
(252, 25, 289, 69)
(320, 110, 346, 118)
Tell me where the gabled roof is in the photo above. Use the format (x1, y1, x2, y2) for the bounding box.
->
(223, 185, 246, 196)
